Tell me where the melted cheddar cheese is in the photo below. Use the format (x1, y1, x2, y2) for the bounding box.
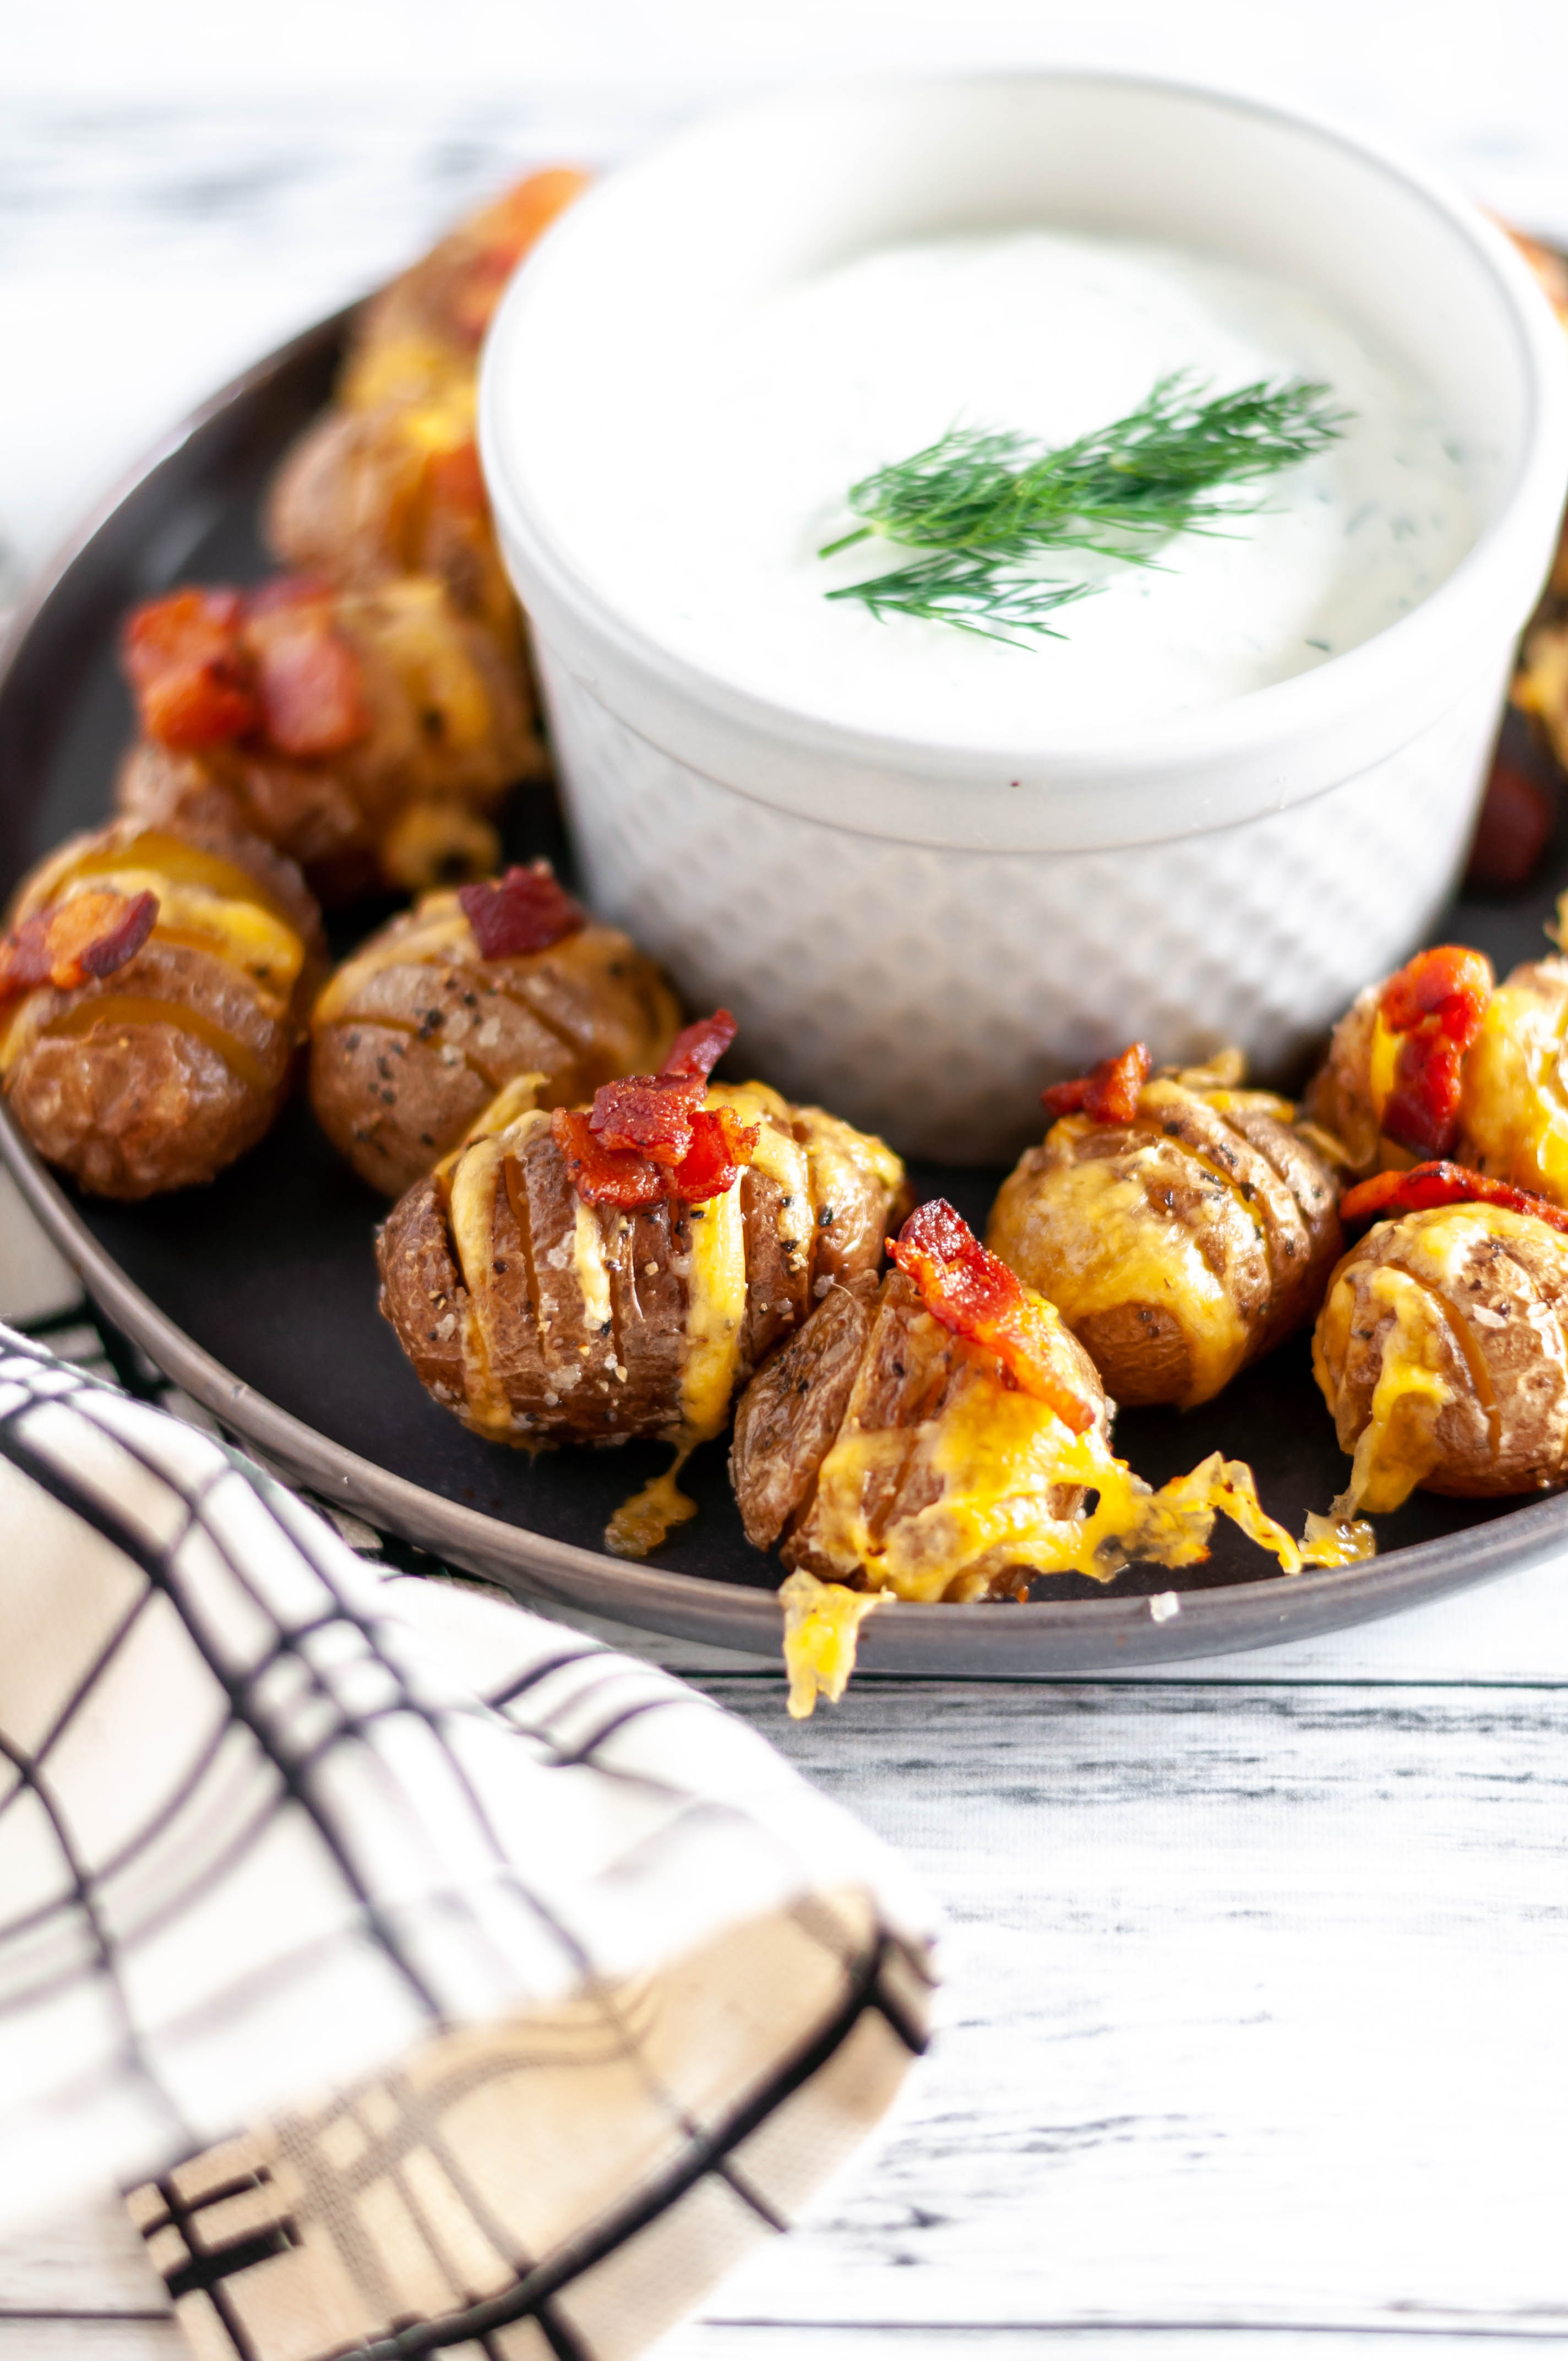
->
(1458, 974, 1568, 1203)
(1007, 1147, 1251, 1406)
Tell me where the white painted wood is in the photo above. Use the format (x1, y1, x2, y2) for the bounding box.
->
(0, 2329, 181, 2359)
(10, 1679, 1568, 2351)
(0, 2199, 167, 2317)
(673, 1679, 1568, 2337)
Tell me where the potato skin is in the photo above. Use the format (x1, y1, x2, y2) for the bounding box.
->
(309, 893, 682, 1196)
(1, 817, 323, 1200)
(1304, 984, 1385, 1178)
(1306, 952, 1568, 1206)
(116, 577, 543, 902)
(375, 1085, 906, 1446)
(265, 407, 518, 648)
(987, 1076, 1342, 1410)
(730, 1267, 1107, 1594)
(1314, 1203, 1568, 1505)
(1455, 956, 1568, 1204)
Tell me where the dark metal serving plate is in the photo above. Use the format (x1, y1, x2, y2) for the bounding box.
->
(3, 312, 1567, 1673)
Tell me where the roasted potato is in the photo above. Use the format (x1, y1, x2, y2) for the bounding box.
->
(1315, 1192, 1568, 1509)
(0, 817, 323, 1199)
(732, 1265, 1109, 1595)
(115, 575, 542, 901)
(376, 1074, 906, 1450)
(336, 169, 590, 416)
(1307, 939, 1568, 1205)
(265, 405, 516, 646)
(987, 1046, 1343, 1409)
(310, 865, 682, 1196)
(732, 1198, 1364, 1715)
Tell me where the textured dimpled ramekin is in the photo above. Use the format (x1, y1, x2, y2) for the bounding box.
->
(482, 75, 1568, 1162)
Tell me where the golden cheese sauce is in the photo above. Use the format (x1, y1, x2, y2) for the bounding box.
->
(445, 1132, 516, 1440)
(1460, 972, 1568, 1200)
(1011, 1150, 1251, 1405)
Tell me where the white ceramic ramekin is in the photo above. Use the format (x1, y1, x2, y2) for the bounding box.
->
(481, 74, 1568, 1162)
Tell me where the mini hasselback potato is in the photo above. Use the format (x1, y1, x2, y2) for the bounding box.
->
(1451, 953, 1568, 1201)
(115, 575, 542, 901)
(987, 1046, 1343, 1410)
(1314, 1190, 1568, 1511)
(1305, 944, 1495, 1177)
(0, 817, 323, 1199)
(265, 404, 516, 647)
(376, 1055, 906, 1450)
(1306, 938, 1568, 1205)
(335, 169, 590, 417)
(309, 864, 682, 1197)
(733, 1200, 1366, 1716)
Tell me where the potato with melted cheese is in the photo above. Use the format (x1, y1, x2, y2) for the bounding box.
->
(1314, 1200, 1568, 1509)
(733, 1266, 1112, 1598)
(987, 1058, 1343, 1410)
(732, 1208, 1364, 1715)
(375, 1080, 905, 1449)
(310, 871, 682, 1198)
(265, 401, 517, 650)
(1308, 938, 1568, 1204)
(335, 169, 590, 418)
(115, 575, 542, 903)
(0, 817, 323, 1199)
(1453, 955, 1568, 1201)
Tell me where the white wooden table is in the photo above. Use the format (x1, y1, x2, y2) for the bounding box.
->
(7, 15, 1568, 2351)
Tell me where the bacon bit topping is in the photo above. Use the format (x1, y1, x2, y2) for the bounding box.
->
(122, 589, 260, 748)
(1376, 946, 1493, 1159)
(122, 579, 367, 758)
(590, 1073, 704, 1163)
(247, 596, 367, 758)
(889, 1198, 1096, 1434)
(457, 863, 587, 960)
(553, 1010, 755, 1208)
(1041, 1041, 1152, 1125)
(1464, 757, 1555, 892)
(1340, 1160, 1568, 1238)
(0, 889, 158, 1004)
(659, 1008, 737, 1081)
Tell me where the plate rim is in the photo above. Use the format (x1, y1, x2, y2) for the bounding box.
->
(4, 308, 1567, 1674)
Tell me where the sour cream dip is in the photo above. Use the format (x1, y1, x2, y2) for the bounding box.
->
(556, 230, 1476, 743)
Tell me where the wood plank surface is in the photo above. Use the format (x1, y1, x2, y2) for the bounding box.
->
(7, 1676, 1568, 2351)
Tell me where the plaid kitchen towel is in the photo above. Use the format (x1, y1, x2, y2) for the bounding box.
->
(0, 1177, 934, 2361)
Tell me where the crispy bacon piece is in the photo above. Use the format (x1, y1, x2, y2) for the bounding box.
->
(889, 1198, 1096, 1434)
(552, 1101, 757, 1209)
(1376, 946, 1493, 1160)
(1041, 1041, 1152, 1125)
(0, 889, 158, 1004)
(457, 863, 587, 959)
(246, 594, 367, 758)
(1340, 1160, 1568, 1238)
(1464, 757, 1555, 892)
(122, 579, 367, 759)
(122, 590, 260, 749)
(660, 1008, 737, 1081)
(589, 1073, 704, 1163)
(553, 1009, 755, 1208)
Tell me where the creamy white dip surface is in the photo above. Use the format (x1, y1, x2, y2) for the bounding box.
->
(554, 230, 1476, 742)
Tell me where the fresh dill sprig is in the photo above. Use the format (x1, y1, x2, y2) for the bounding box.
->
(819, 372, 1349, 646)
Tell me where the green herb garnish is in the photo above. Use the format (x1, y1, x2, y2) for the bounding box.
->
(819, 372, 1349, 645)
